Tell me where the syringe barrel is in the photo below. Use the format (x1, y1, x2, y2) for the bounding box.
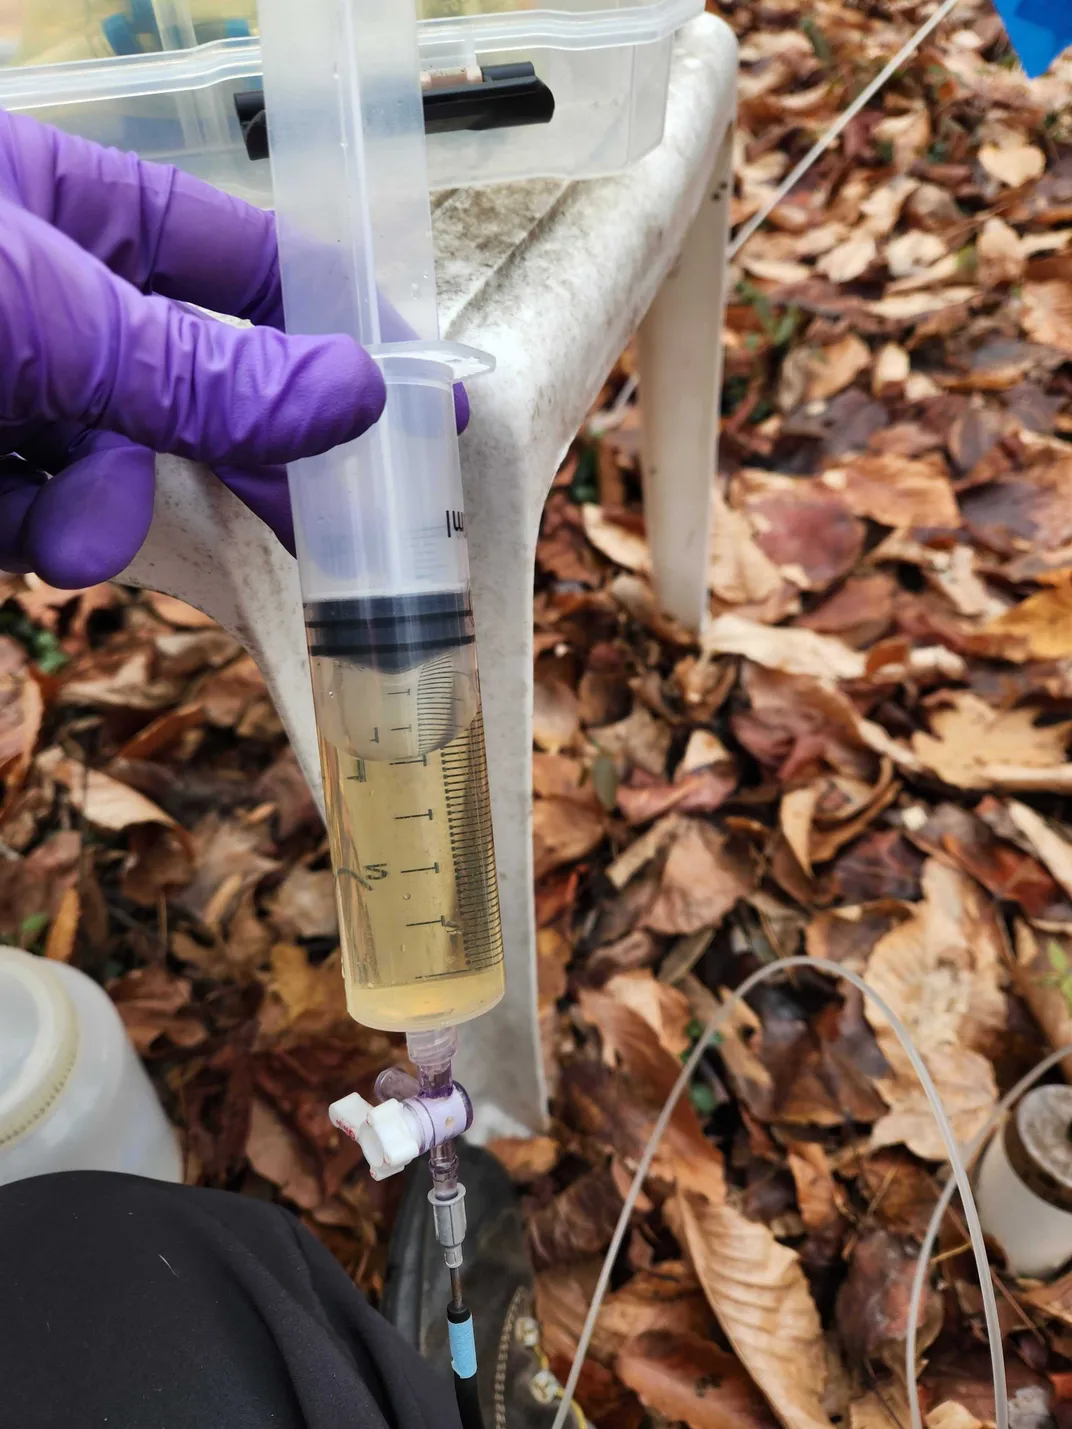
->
(289, 355, 472, 607)
(258, 0, 507, 1036)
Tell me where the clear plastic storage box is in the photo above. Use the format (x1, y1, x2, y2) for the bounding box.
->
(0, 0, 703, 197)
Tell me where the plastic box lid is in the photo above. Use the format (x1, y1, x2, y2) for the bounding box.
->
(2, 0, 703, 69)
(0, 0, 705, 192)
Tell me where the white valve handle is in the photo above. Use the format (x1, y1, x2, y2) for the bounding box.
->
(329, 1092, 421, 1181)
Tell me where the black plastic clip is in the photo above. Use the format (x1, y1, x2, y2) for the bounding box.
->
(234, 62, 554, 162)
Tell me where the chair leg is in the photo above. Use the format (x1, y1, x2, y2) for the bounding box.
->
(637, 122, 733, 631)
(451, 433, 550, 1138)
(122, 456, 324, 808)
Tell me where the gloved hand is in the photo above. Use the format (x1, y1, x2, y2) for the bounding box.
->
(0, 109, 469, 588)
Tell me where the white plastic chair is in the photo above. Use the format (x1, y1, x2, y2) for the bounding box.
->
(122, 13, 737, 1137)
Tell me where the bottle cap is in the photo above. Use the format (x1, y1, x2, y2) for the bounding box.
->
(0, 948, 79, 1150)
(1005, 1084, 1072, 1211)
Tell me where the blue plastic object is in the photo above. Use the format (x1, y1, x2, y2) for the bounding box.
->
(192, 18, 252, 42)
(990, 0, 1072, 77)
(128, 0, 159, 37)
(100, 13, 141, 55)
(448, 1315, 478, 1380)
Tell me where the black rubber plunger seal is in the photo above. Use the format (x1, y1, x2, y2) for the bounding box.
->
(304, 590, 474, 673)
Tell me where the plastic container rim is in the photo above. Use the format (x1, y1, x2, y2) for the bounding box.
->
(0, 0, 703, 112)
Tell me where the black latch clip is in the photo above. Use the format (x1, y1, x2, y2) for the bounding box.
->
(234, 62, 554, 163)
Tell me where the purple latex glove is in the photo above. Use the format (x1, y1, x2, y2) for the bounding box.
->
(0, 109, 469, 589)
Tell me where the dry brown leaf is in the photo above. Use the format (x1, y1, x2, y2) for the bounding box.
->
(577, 987, 724, 1194)
(603, 815, 679, 894)
(857, 1151, 940, 1238)
(821, 453, 959, 529)
(196, 654, 272, 731)
(1005, 801, 1072, 901)
(267, 866, 339, 941)
(592, 705, 672, 778)
(58, 647, 184, 711)
(708, 488, 786, 609)
(600, 1262, 710, 1348)
(835, 1229, 943, 1370)
(605, 969, 692, 1057)
(780, 786, 820, 877)
(261, 944, 352, 1038)
(863, 860, 1005, 1159)
(874, 110, 931, 171)
(645, 821, 754, 936)
(678, 1189, 833, 1429)
(582, 505, 652, 574)
(529, 1163, 625, 1269)
(977, 217, 1025, 286)
(43, 885, 80, 963)
(912, 693, 1072, 792)
(805, 336, 872, 403)
(0, 832, 81, 943)
(534, 674, 581, 754)
(1022, 282, 1072, 352)
(40, 750, 174, 830)
(734, 471, 864, 597)
(872, 344, 910, 396)
(985, 572, 1072, 658)
(616, 1331, 778, 1429)
(786, 1143, 843, 1233)
(1012, 921, 1072, 1085)
(175, 816, 279, 921)
(885, 231, 947, 279)
(108, 964, 206, 1053)
(979, 142, 1046, 187)
(1022, 1266, 1072, 1327)
(0, 650, 43, 805)
(927, 1404, 984, 1429)
(703, 616, 865, 682)
(867, 288, 978, 321)
(849, 1386, 913, 1429)
(486, 1135, 561, 1183)
(146, 591, 218, 627)
(246, 1098, 322, 1210)
(818, 235, 877, 284)
(533, 795, 606, 879)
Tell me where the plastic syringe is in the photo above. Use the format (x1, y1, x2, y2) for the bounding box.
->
(257, 0, 505, 1036)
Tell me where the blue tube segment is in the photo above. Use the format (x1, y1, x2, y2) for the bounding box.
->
(449, 1315, 478, 1380)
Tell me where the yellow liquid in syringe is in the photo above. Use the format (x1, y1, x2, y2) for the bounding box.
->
(319, 702, 505, 1032)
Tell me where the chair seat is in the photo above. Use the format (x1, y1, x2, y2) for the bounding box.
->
(122, 12, 738, 1137)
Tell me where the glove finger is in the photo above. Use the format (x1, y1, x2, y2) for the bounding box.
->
(0, 196, 386, 468)
(0, 110, 283, 328)
(213, 464, 296, 557)
(0, 465, 45, 573)
(21, 432, 156, 588)
(454, 383, 470, 435)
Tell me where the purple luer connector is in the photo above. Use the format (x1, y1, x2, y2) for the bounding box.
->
(402, 1083, 473, 1153)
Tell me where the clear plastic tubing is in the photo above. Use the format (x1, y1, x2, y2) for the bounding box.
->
(550, 956, 1006, 1429)
(258, 0, 505, 1033)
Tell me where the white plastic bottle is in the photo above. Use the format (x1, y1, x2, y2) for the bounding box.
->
(0, 946, 182, 1185)
(975, 1084, 1072, 1278)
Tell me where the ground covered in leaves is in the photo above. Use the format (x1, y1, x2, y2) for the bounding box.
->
(10, 1, 1072, 1426)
